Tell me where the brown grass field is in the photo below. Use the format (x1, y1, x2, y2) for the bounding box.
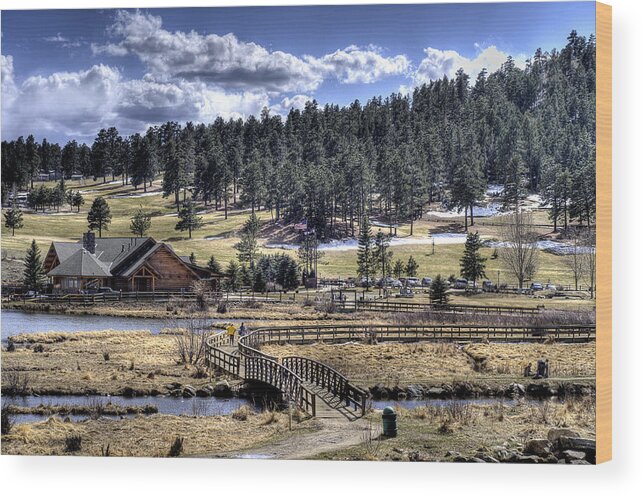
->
(0, 410, 311, 457)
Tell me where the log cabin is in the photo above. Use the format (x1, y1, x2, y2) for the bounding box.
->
(43, 232, 213, 292)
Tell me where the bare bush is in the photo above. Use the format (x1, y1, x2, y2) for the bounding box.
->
(64, 434, 82, 452)
(1, 404, 15, 435)
(168, 436, 184, 457)
(192, 280, 210, 312)
(4, 371, 30, 396)
(231, 405, 252, 421)
(361, 419, 383, 459)
(170, 315, 212, 365)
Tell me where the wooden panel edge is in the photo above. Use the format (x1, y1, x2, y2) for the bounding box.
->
(595, 0, 612, 464)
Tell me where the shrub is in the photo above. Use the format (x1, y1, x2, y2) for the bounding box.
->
(168, 436, 184, 457)
(33, 344, 44, 353)
(102, 351, 110, 361)
(64, 434, 82, 452)
(216, 302, 227, 314)
(1, 405, 14, 435)
(231, 405, 252, 421)
(6, 340, 15, 352)
(5, 371, 30, 396)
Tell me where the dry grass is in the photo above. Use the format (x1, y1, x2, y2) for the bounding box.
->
(263, 341, 595, 387)
(2, 330, 223, 395)
(463, 342, 596, 377)
(1, 411, 299, 457)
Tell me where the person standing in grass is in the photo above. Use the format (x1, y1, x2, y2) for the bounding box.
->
(226, 323, 236, 345)
(239, 322, 246, 339)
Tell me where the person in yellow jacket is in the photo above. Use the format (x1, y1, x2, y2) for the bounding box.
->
(226, 324, 236, 345)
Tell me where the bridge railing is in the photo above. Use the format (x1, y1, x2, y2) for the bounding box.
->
(244, 355, 316, 416)
(282, 356, 367, 415)
(341, 299, 544, 316)
(242, 324, 596, 345)
(205, 332, 240, 376)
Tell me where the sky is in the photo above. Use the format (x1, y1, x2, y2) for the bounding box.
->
(1, 2, 596, 144)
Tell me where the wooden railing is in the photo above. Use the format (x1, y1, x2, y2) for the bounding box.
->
(283, 356, 367, 414)
(205, 332, 240, 376)
(244, 356, 316, 416)
(238, 323, 595, 345)
(346, 299, 543, 316)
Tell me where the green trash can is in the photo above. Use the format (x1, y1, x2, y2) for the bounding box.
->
(382, 406, 397, 437)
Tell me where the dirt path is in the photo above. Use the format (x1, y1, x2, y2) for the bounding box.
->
(202, 414, 370, 460)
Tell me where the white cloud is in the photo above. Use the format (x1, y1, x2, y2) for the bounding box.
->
(44, 33, 82, 48)
(1, 54, 18, 106)
(93, 11, 408, 93)
(310, 45, 409, 84)
(2, 60, 270, 139)
(95, 10, 323, 93)
(413, 45, 525, 86)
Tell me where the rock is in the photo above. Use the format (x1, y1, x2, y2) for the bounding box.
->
(515, 455, 542, 464)
(453, 455, 469, 462)
(570, 459, 592, 465)
(121, 386, 136, 397)
(526, 383, 557, 397)
(445, 451, 461, 458)
(390, 386, 406, 400)
(196, 387, 212, 397)
(505, 383, 526, 397)
(182, 385, 196, 397)
(481, 455, 500, 463)
(169, 388, 182, 397)
(213, 380, 233, 398)
(556, 437, 596, 463)
(150, 388, 163, 396)
(547, 428, 581, 443)
(524, 439, 553, 457)
(369, 384, 389, 399)
(406, 384, 424, 398)
(470, 457, 486, 463)
(426, 387, 448, 398)
(562, 450, 586, 462)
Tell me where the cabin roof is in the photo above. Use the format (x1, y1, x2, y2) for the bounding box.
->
(47, 248, 112, 277)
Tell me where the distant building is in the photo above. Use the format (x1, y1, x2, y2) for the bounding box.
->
(43, 232, 213, 292)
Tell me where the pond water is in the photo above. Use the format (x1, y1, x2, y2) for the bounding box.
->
(371, 397, 545, 410)
(1, 310, 239, 342)
(1, 394, 260, 425)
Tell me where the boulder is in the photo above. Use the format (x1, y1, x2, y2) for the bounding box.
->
(569, 459, 592, 465)
(524, 439, 553, 458)
(547, 428, 581, 443)
(369, 384, 389, 399)
(505, 383, 526, 397)
(196, 387, 212, 397)
(213, 381, 233, 398)
(562, 450, 586, 462)
(169, 388, 182, 397)
(406, 384, 425, 398)
(182, 385, 197, 397)
(556, 437, 596, 463)
(526, 383, 557, 398)
(514, 455, 542, 464)
(426, 387, 448, 398)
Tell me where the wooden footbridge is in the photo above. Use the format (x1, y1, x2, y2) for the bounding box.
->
(205, 323, 595, 419)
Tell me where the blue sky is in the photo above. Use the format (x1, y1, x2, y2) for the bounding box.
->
(1, 2, 596, 143)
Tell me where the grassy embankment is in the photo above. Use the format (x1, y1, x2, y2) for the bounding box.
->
(2, 326, 595, 396)
(313, 396, 596, 462)
(263, 341, 595, 389)
(1, 409, 314, 457)
(2, 177, 588, 288)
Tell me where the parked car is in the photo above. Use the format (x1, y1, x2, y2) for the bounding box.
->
(482, 280, 495, 292)
(379, 276, 396, 287)
(406, 277, 420, 287)
(544, 283, 557, 291)
(396, 286, 414, 298)
(421, 277, 433, 287)
(391, 279, 403, 288)
(530, 282, 544, 291)
(453, 278, 468, 289)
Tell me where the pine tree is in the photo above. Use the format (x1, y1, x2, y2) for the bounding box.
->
(207, 255, 222, 275)
(356, 216, 376, 289)
(87, 197, 112, 237)
(175, 201, 203, 239)
(72, 191, 85, 212)
(4, 204, 24, 236)
(130, 207, 152, 237)
(225, 260, 241, 291)
(234, 213, 260, 265)
(374, 231, 392, 279)
(430, 274, 449, 304)
(405, 255, 419, 278)
(23, 239, 46, 291)
(392, 259, 405, 279)
(460, 232, 487, 287)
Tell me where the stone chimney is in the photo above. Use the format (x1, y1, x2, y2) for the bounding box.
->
(83, 232, 96, 254)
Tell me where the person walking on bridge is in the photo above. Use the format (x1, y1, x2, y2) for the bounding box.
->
(226, 323, 236, 345)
